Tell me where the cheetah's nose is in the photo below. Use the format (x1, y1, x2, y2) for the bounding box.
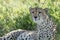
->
(34, 16, 37, 18)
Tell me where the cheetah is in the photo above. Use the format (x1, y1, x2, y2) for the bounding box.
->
(29, 7, 56, 40)
(0, 29, 36, 40)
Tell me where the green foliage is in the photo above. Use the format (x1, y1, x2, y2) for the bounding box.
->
(15, 14, 36, 30)
(0, 0, 60, 40)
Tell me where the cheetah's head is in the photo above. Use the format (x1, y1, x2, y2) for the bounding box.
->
(29, 7, 48, 22)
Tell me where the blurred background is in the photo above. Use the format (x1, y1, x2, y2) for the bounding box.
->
(0, 0, 60, 40)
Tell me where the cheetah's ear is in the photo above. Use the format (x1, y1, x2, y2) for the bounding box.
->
(29, 7, 32, 14)
(29, 7, 34, 14)
(44, 8, 49, 13)
(29, 7, 32, 11)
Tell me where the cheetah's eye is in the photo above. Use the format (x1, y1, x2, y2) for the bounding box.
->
(32, 11, 34, 13)
(39, 12, 41, 14)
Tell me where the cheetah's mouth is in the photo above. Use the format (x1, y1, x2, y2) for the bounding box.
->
(34, 17, 36, 20)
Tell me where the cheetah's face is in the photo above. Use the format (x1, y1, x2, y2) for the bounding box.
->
(29, 7, 48, 22)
